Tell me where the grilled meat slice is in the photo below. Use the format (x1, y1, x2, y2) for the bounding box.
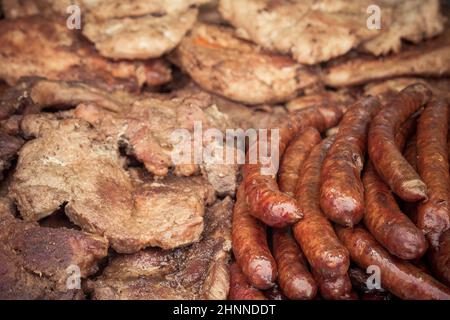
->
(0, 17, 171, 92)
(9, 114, 216, 253)
(0, 198, 108, 300)
(82, 8, 199, 60)
(171, 23, 318, 105)
(324, 27, 450, 87)
(87, 197, 233, 300)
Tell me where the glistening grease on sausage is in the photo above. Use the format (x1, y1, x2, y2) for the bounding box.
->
(336, 226, 450, 300)
(232, 185, 277, 290)
(293, 136, 352, 299)
(368, 83, 432, 202)
(242, 105, 344, 227)
(278, 127, 321, 196)
(272, 228, 317, 300)
(363, 118, 428, 260)
(416, 99, 450, 247)
(228, 263, 267, 300)
(273, 127, 320, 300)
(320, 96, 381, 226)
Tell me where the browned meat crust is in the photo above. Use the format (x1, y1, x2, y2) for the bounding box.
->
(87, 197, 233, 300)
(73, 91, 238, 195)
(219, 0, 444, 64)
(0, 17, 171, 92)
(324, 27, 450, 87)
(83, 8, 199, 60)
(171, 23, 318, 105)
(9, 114, 216, 253)
(0, 199, 108, 300)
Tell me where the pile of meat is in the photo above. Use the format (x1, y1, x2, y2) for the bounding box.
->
(0, 0, 450, 300)
(231, 83, 450, 300)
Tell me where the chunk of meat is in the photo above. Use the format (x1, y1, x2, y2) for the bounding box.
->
(0, 17, 171, 92)
(324, 27, 450, 87)
(83, 8, 198, 60)
(362, 0, 445, 56)
(219, 0, 382, 65)
(171, 23, 318, 104)
(220, 0, 444, 64)
(87, 197, 233, 300)
(9, 114, 216, 253)
(0, 78, 133, 120)
(0, 201, 108, 300)
(73, 90, 238, 195)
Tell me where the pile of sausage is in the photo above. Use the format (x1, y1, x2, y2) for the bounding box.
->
(229, 84, 450, 300)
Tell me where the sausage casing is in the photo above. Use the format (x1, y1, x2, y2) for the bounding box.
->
(336, 226, 450, 300)
(417, 99, 450, 247)
(368, 83, 431, 201)
(429, 230, 450, 287)
(320, 96, 381, 226)
(278, 127, 321, 196)
(272, 228, 317, 300)
(293, 136, 351, 299)
(229, 262, 267, 300)
(242, 105, 344, 227)
(363, 118, 427, 260)
(232, 186, 277, 289)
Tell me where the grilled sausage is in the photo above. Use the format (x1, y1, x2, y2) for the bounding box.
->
(292, 136, 352, 299)
(336, 225, 450, 300)
(368, 83, 432, 201)
(229, 262, 267, 300)
(242, 105, 344, 227)
(363, 162, 428, 259)
(320, 96, 381, 226)
(232, 185, 277, 289)
(278, 127, 321, 196)
(363, 118, 427, 260)
(417, 99, 450, 247)
(272, 228, 317, 300)
(273, 126, 320, 300)
(429, 230, 450, 287)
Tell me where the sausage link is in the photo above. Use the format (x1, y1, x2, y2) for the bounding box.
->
(429, 230, 450, 287)
(363, 162, 428, 259)
(292, 136, 351, 299)
(417, 99, 450, 247)
(368, 83, 432, 201)
(242, 105, 343, 227)
(272, 228, 317, 300)
(229, 263, 267, 300)
(363, 117, 427, 259)
(320, 96, 381, 226)
(336, 225, 450, 300)
(278, 127, 321, 196)
(232, 185, 277, 289)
